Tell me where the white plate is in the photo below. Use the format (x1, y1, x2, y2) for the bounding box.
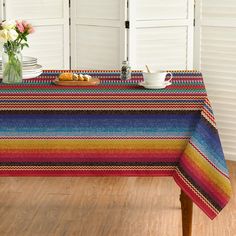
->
(0, 66, 43, 79)
(139, 81, 172, 89)
(22, 71, 43, 79)
(0, 64, 42, 73)
(23, 64, 42, 72)
(0, 56, 37, 68)
(0, 56, 37, 63)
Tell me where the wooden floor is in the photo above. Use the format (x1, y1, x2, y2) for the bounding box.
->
(0, 161, 235, 236)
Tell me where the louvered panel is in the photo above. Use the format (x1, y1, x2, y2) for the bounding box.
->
(4, 0, 64, 19)
(215, 113, 236, 121)
(202, 0, 236, 19)
(23, 25, 65, 69)
(5, 0, 70, 69)
(224, 152, 235, 161)
(217, 123, 236, 132)
(221, 141, 236, 153)
(222, 145, 236, 154)
(213, 107, 236, 116)
(207, 100, 236, 111)
(215, 128, 236, 139)
(135, 27, 187, 70)
(136, 0, 188, 20)
(198, 10, 236, 160)
(130, 0, 193, 71)
(207, 90, 236, 101)
(74, 25, 121, 69)
(221, 137, 236, 144)
(71, 0, 126, 70)
(222, 147, 236, 156)
(206, 83, 236, 92)
(202, 58, 236, 67)
(75, 0, 120, 20)
(202, 71, 236, 84)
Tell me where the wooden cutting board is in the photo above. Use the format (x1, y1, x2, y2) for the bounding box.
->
(53, 77, 100, 86)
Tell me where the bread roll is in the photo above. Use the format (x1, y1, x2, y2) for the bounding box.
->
(59, 73, 74, 81)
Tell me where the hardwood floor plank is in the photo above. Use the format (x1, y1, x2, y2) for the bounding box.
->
(0, 161, 235, 236)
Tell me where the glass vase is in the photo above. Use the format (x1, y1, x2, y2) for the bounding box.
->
(2, 45, 23, 84)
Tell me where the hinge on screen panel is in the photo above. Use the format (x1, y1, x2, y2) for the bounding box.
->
(69, 56, 72, 68)
(69, 0, 71, 8)
(69, 17, 71, 26)
(2, 0, 6, 20)
(125, 21, 130, 29)
(193, 18, 195, 27)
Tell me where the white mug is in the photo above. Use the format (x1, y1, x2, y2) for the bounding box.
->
(143, 71, 173, 85)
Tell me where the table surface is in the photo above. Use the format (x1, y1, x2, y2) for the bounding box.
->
(0, 70, 232, 220)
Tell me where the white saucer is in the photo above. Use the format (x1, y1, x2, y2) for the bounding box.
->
(139, 81, 172, 89)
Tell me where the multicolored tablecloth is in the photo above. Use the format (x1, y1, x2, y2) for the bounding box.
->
(0, 70, 232, 219)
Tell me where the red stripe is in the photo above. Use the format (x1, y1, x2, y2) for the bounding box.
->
(0, 169, 174, 177)
(0, 104, 203, 109)
(173, 170, 217, 220)
(0, 149, 181, 162)
(0, 95, 206, 100)
(0, 92, 207, 97)
(0, 85, 206, 91)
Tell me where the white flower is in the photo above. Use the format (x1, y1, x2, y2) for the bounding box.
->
(7, 29, 18, 41)
(1, 20, 16, 30)
(0, 28, 18, 42)
(0, 29, 9, 43)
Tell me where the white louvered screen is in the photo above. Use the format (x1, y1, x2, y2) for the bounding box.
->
(195, 0, 236, 161)
(70, 0, 126, 70)
(129, 0, 194, 71)
(4, 0, 70, 69)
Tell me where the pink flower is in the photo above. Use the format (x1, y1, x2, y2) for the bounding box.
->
(20, 20, 34, 34)
(22, 20, 28, 28)
(27, 24, 35, 34)
(15, 20, 35, 34)
(16, 20, 24, 33)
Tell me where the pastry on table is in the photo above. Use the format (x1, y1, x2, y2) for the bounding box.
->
(83, 75, 91, 81)
(58, 73, 74, 81)
(78, 74, 92, 81)
(58, 73, 92, 82)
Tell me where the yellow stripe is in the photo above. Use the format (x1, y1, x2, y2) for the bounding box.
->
(185, 145, 232, 197)
(0, 139, 188, 150)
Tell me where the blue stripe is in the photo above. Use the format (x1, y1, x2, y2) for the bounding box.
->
(191, 119, 228, 175)
(0, 113, 201, 137)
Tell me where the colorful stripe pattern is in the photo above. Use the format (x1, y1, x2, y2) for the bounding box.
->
(0, 70, 232, 219)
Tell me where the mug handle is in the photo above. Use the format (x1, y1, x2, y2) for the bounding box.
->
(166, 72, 173, 82)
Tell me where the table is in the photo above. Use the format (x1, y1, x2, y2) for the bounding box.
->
(0, 70, 232, 236)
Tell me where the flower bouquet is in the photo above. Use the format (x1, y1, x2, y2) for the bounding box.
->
(0, 20, 34, 83)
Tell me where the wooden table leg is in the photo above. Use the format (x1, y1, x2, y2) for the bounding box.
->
(180, 190, 193, 236)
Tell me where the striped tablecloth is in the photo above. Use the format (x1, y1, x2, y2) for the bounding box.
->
(0, 70, 232, 219)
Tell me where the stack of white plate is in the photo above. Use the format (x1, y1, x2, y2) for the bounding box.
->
(0, 56, 43, 79)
